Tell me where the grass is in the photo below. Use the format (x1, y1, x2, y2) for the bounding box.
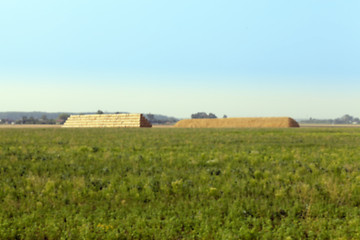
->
(1, 127, 360, 239)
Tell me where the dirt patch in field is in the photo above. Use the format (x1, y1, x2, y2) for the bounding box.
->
(174, 117, 299, 128)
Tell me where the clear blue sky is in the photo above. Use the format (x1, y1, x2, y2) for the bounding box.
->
(1, 0, 359, 119)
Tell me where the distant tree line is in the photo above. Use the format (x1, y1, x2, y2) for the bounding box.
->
(335, 114, 360, 124)
(191, 112, 216, 119)
(0, 113, 71, 125)
(144, 114, 179, 125)
(15, 115, 56, 125)
(0, 119, 14, 124)
(300, 114, 360, 125)
(191, 112, 218, 119)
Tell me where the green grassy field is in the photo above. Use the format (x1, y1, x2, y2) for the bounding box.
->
(1, 128, 360, 239)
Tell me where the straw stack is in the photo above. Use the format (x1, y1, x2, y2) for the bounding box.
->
(62, 114, 152, 128)
(174, 117, 299, 128)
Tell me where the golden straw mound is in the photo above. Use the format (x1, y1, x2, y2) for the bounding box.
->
(174, 117, 299, 128)
(63, 114, 152, 128)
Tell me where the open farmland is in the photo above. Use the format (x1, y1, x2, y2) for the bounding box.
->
(1, 128, 360, 239)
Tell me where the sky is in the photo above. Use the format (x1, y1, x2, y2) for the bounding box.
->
(1, 0, 359, 119)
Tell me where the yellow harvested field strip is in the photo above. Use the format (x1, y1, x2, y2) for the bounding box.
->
(0, 125, 61, 128)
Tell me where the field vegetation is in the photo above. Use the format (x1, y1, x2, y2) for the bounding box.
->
(1, 128, 360, 239)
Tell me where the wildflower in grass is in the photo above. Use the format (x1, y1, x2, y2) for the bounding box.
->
(97, 223, 113, 232)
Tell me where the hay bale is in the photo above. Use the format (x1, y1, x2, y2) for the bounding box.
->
(63, 114, 152, 128)
(174, 117, 299, 128)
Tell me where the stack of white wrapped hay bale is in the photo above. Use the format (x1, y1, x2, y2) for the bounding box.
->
(62, 114, 152, 128)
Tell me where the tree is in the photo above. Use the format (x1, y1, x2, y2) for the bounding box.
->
(97, 110, 104, 114)
(191, 112, 208, 119)
(191, 112, 217, 119)
(57, 113, 70, 124)
(146, 114, 155, 122)
(223, 115, 228, 118)
(334, 114, 356, 124)
(58, 113, 70, 121)
(340, 114, 353, 124)
(41, 114, 48, 121)
(28, 117, 36, 124)
(22, 116, 28, 124)
(208, 113, 217, 119)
